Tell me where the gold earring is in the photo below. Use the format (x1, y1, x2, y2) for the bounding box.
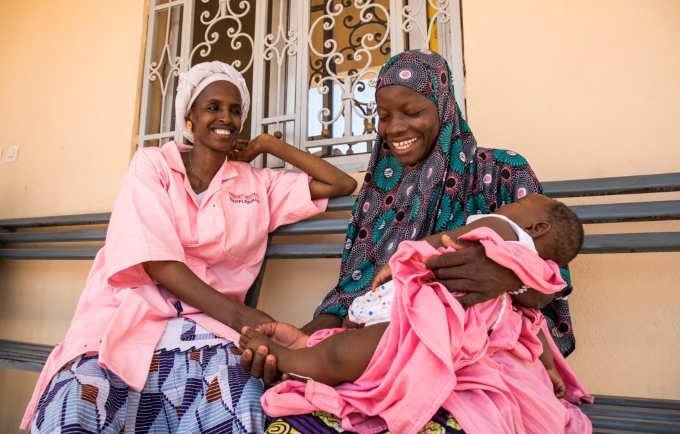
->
(186, 120, 193, 134)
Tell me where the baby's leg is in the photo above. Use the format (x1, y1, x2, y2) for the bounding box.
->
(537, 329, 566, 398)
(240, 322, 389, 387)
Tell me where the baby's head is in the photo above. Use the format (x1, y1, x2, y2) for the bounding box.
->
(495, 194, 584, 267)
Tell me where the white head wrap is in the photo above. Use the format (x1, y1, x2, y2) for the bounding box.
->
(175, 61, 250, 143)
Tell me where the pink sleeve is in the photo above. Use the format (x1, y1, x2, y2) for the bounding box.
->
(263, 169, 328, 232)
(105, 151, 186, 288)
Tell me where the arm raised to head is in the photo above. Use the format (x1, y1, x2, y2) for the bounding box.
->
(231, 134, 357, 199)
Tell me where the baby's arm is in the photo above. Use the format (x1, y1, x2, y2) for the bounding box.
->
(240, 323, 388, 386)
(424, 217, 554, 309)
(538, 329, 566, 398)
(425, 216, 519, 248)
(368, 217, 519, 290)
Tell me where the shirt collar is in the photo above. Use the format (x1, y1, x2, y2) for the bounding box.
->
(163, 141, 238, 182)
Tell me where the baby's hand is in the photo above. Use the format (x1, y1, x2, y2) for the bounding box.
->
(546, 367, 566, 399)
(441, 234, 479, 251)
(342, 315, 364, 329)
(371, 264, 392, 291)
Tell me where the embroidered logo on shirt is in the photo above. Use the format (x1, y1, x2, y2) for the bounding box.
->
(229, 192, 260, 204)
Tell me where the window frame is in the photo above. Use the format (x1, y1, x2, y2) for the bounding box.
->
(137, 0, 466, 173)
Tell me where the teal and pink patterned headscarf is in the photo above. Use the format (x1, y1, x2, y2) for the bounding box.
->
(315, 50, 576, 357)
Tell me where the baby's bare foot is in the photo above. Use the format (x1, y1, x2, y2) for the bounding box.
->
(239, 326, 278, 354)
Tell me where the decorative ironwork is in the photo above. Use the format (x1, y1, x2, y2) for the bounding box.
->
(402, 0, 451, 46)
(138, 0, 466, 171)
(262, 12, 298, 66)
(190, 0, 255, 72)
(308, 0, 389, 88)
(340, 0, 390, 76)
(147, 13, 183, 135)
(307, 0, 390, 139)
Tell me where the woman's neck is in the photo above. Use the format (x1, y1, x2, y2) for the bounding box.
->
(183, 141, 228, 192)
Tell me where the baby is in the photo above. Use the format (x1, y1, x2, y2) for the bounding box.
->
(240, 194, 584, 398)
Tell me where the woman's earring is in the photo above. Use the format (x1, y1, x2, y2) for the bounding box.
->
(186, 120, 193, 135)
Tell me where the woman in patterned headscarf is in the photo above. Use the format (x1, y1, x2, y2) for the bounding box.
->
(314, 50, 575, 357)
(242, 50, 577, 433)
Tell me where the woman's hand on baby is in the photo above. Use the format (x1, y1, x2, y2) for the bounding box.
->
(370, 264, 393, 291)
(424, 234, 521, 308)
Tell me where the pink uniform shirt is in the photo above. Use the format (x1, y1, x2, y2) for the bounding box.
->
(21, 142, 327, 428)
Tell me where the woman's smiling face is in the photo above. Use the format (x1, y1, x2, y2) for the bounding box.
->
(376, 85, 440, 166)
(187, 81, 242, 153)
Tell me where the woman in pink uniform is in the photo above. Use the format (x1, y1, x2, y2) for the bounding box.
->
(21, 61, 357, 434)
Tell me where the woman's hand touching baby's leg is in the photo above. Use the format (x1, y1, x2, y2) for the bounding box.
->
(240, 323, 388, 387)
(239, 326, 288, 358)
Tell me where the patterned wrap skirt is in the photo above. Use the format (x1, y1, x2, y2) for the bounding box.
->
(29, 344, 266, 434)
(266, 408, 465, 433)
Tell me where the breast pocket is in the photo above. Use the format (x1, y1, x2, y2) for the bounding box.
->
(224, 207, 269, 263)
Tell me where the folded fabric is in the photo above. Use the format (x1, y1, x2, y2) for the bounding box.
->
(262, 228, 592, 434)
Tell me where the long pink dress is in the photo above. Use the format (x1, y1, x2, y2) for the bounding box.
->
(262, 229, 592, 434)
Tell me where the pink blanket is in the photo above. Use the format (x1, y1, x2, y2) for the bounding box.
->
(262, 228, 592, 433)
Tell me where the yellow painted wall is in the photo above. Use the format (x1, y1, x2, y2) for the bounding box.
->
(0, 0, 148, 431)
(458, 0, 680, 399)
(1, 0, 680, 432)
(0, 0, 145, 219)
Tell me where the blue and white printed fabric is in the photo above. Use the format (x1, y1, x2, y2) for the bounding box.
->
(29, 344, 265, 434)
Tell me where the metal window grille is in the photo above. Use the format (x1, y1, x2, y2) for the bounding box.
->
(138, 0, 465, 172)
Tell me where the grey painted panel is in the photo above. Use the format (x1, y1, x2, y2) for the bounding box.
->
(581, 404, 680, 422)
(265, 243, 343, 259)
(0, 212, 111, 229)
(3, 233, 680, 260)
(572, 201, 680, 223)
(0, 359, 45, 373)
(581, 233, 680, 253)
(0, 229, 107, 243)
(591, 429, 652, 434)
(593, 395, 680, 412)
(273, 218, 349, 236)
(588, 415, 680, 433)
(0, 248, 100, 260)
(2, 201, 677, 243)
(2, 172, 680, 229)
(326, 196, 357, 212)
(266, 233, 680, 259)
(0, 340, 53, 370)
(543, 172, 680, 198)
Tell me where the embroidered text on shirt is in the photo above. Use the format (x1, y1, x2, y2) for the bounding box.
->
(229, 192, 261, 204)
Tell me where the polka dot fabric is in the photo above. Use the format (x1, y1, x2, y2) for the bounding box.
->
(314, 50, 576, 357)
(348, 281, 396, 326)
